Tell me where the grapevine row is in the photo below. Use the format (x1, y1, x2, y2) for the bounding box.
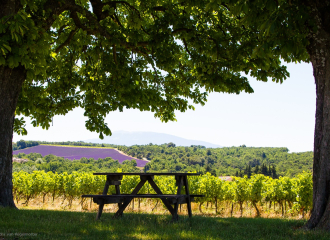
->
(12, 171, 312, 216)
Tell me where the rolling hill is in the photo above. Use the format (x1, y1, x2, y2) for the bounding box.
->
(85, 131, 222, 148)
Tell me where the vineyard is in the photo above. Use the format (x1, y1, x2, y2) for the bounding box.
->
(12, 171, 312, 218)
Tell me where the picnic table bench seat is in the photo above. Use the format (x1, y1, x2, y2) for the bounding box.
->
(82, 194, 204, 204)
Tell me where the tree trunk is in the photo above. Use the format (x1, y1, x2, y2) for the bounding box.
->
(252, 201, 260, 217)
(305, 1, 330, 229)
(199, 202, 203, 213)
(306, 47, 330, 229)
(0, 65, 26, 208)
(215, 197, 217, 214)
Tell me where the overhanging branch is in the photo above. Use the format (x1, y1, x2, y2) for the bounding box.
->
(55, 28, 78, 53)
(182, 38, 192, 57)
(172, 28, 193, 35)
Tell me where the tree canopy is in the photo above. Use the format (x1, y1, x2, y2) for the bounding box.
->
(3, 0, 290, 138)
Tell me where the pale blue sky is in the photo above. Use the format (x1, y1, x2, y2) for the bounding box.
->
(13, 62, 316, 153)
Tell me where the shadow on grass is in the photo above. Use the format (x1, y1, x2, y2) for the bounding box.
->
(0, 208, 329, 240)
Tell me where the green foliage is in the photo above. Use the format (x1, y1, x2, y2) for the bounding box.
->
(12, 140, 39, 150)
(0, 0, 294, 138)
(38, 140, 116, 148)
(13, 141, 312, 177)
(12, 171, 313, 216)
(293, 172, 313, 213)
(118, 144, 312, 177)
(227, 0, 312, 64)
(249, 174, 265, 205)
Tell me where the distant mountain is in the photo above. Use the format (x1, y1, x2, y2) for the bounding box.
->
(85, 131, 222, 148)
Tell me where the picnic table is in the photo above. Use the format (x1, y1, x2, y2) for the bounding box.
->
(82, 172, 204, 220)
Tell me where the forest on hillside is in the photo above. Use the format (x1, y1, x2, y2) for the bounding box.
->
(117, 144, 313, 177)
(12, 140, 312, 177)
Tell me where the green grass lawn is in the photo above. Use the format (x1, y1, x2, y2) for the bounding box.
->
(0, 208, 329, 240)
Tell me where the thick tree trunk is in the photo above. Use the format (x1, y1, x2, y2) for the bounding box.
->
(0, 0, 29, 209)
(304, 1, 330, 229)
(0, 65, 26, 208)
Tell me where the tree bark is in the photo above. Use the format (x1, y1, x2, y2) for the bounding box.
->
(0, 65, 26, 208)
(304, 0, 330, 230)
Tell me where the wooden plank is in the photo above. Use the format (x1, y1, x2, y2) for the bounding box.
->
(96, 179, 110, 220)
(102, 181, 110, 195)
(190, 194, 205, 198)
(140, 175, 153, 181)
(173, 175, 183, 220)
(93, 197, 124, 204)
(183, 176, 192, 217)
(147, 176, 176, 217)
(96, 199, 104, 220)
(82, 194, 190, 198)
(175, 175, 183, 186)
(83, 195, 193, 205)
(94, 173, 201, 176)
(115, 184, 123, 216)
(114, 178, 147, 218)
(107, 175, 123, 181)
(109, 180, 121, 185)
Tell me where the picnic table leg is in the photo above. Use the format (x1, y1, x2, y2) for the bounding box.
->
(113, 177, 147, 218)
(147, 176, 177, 220)
(96, 180, 110, 220)
(115, 185, 123, 217)
(172, 176, 183, 220)
(96, 199, 105, 220)
(183, 176, 192, 218)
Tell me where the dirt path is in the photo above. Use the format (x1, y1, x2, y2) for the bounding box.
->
(114, 148, 150, 162)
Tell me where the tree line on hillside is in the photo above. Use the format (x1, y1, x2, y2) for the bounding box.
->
(12, 140, 116, 150)
(13, 140, 39, 150)
(236, 164, 278, 179)
(117, 143, 312, 178)
(12, 141, 312, 178)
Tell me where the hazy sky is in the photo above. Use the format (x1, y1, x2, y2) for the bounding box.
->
(13, 62, 316, 153)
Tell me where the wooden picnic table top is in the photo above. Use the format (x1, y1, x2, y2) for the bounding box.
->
(93, 172, 201, 176)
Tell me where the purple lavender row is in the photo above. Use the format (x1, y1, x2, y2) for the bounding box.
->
(13, 145, 148, 167)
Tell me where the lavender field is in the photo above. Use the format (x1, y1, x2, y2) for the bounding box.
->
(13, 145, 148, 167)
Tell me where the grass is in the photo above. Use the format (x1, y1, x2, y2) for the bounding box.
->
(1, 207, 330, 240)
(14, 196, 310, 220)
